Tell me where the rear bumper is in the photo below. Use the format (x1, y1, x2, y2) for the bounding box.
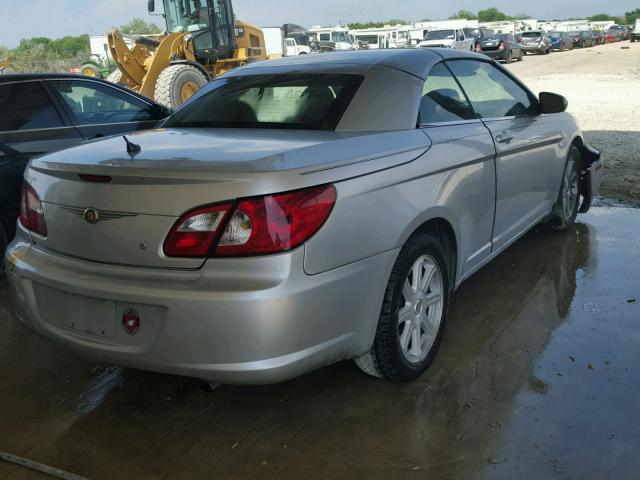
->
(579, 144, 604, 214)
(482, 50, 510, 61)
(522, 44, 547, 53)
(5, 230, 397, 384)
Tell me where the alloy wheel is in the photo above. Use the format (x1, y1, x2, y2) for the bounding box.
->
(398, 255, 444, 364)
(562, 158, 579, 221)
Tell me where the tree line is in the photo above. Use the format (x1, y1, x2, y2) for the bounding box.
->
(0, 18, 161, 73)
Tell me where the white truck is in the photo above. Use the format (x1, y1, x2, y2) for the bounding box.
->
(417, 28, 475, 51)
(632, 19, 640, 42)
(263, 27, 311, 58)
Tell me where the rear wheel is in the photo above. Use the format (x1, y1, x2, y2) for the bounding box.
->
(354, 233, 450, 382)
(155, 64, 208, 110)
(546, 146, 581, 232)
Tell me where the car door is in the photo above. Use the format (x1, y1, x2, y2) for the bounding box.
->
(0, 80, 84, 232)
(418, 62, 497, 276)
(446, 59, 562, 253)
(46, 79, 166, 140)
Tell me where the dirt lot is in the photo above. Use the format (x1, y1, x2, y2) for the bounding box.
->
(506, 41, 640, 206)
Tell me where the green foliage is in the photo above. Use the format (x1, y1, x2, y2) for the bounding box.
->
(4, 34, 90, 73)
(120, 17, 163, 35)
(588, 13, 616, 21)
(477, 7, 511, 22)
(625, 8, 640, 24)
(449, 10, 477, 20)
(348, 20, 409, 30)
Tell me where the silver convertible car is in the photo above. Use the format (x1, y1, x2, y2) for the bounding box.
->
(5, 49, 602, 385)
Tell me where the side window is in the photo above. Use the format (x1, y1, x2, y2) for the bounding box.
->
(0, 82, 63, 131)
(319, 33, 330, 41)
(50, 80, 154, 125)
(446, 60, 536, 118)
(419, 63, 475, 124)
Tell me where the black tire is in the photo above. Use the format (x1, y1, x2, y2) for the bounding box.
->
(545, 146, 581, 232)
(154, 64, 208, 109)
(354, 232, 450, 382)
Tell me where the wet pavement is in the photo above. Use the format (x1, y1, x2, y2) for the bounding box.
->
(1, 206, 639, 480)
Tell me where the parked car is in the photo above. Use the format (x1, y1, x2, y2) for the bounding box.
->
(478, 34, 523, 62)
(602, 30, 617, 43)
(519, 30, 552, 54)
(550, 32, 574, 51)
(591, 30, 606, 45)
(607, 26, 624, 42)
(0, 74, 171, 256)
(5, 49, 603, 385)
(573, 31, 595, 48)
(463, 27, 495, 51)
(610, 25, 630, 41)
(418, 29, 475, 51)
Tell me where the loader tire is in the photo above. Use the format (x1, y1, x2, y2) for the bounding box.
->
(106, 70, 124, 85)
(154, 65, 208, 109)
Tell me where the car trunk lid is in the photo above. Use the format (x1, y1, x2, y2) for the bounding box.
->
(25, 128, 430, 269)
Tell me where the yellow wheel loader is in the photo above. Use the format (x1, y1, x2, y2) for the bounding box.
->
(0, 58, 15, 74)
(107, 0, 266, 108)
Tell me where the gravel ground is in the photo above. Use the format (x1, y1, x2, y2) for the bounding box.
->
(506, 41, 640, 206)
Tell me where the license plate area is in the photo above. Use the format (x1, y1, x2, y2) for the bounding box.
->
(34, 284, 117, 339)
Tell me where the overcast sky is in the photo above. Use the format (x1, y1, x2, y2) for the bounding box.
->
(0, 0, 636, 47)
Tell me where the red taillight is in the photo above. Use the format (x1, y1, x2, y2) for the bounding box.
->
(498, 42, 506, 50)
(163, 185, 336, 258)
(19, 182, 47, 236)
(216, 185, 336, 257)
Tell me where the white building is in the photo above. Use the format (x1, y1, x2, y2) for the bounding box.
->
(479, 19, 538, 35)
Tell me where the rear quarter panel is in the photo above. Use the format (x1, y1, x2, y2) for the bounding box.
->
(304, 122, 497, 284)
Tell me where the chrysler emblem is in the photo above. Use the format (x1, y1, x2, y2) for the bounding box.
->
(83, 208, 99, 224)
(62, 206, 137, 223)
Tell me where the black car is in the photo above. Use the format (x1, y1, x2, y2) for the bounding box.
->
(0, 74, 171, 254)
(478, 34, 523, 62)
(573, 31, 595, 48)
(463, 27, 495, 50)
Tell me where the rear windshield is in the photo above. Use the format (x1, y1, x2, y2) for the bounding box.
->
(521, 32, 542, 38)
(165, 74, 363, 130)
(425, 30, 455, 40)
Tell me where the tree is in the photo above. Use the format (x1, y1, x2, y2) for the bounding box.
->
(477, 8, 511, 22)
(625, 8, 640, 24)
(449, 10, 477, 20)
(588, 13, 616, 21)
(120, 18, 162, 35)
(348, 20, 409, 30)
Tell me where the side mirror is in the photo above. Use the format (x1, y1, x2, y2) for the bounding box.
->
(147, 0, 155, 13)
(539, 92, 568, 114)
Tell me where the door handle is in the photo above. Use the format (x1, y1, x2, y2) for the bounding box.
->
(495, 132, 514, 144)
(92, 133, 105, 139)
